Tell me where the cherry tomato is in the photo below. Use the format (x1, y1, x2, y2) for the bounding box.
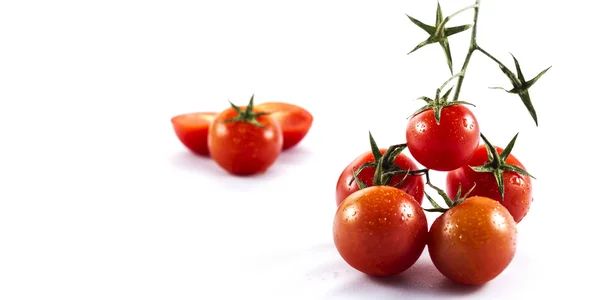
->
(208, 105, 282, 175)
(335, 149, 424, 207)
(406, 105, 480, 171)
(255, 102, 313, 150)
(428, 196, 517, 285)
(333, 186, 428, 277)
(446, 145, 533, 223)
(171, 112, 217, 156)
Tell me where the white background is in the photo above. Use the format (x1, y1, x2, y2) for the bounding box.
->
(1, 0, 598, 299)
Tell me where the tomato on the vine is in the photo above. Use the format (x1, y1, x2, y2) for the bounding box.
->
(255, 102, 313, 150)
(428, 195, 517, 285)
(171, 112, 217, 156)
(335, 149, 424, 207)
(333, 185, 428, 277)
(406, 104, 480, 171)
(208, 96, 283, 175)
(446, 133, 534, 223)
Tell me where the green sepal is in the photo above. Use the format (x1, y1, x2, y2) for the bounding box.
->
(469, 133, 535, 201)
(409, 74, 475, 125)
(406, 2, 473, 74)
(352, 167, 368, 190)
(489, 54, 552, 126)
(222, 94, 271, 128)
(352, 133, 422, 189)
(368, 131, 383, 162)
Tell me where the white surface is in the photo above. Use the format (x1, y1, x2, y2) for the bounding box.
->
(1, 0, 598, 299)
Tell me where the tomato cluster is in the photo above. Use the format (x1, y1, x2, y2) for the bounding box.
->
(332, 0, 548, 286)
(333, 126, 529, 284)
(171, 96, 313, 175)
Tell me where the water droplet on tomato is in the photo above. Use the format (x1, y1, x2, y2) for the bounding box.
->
(510, 176, 524, 186)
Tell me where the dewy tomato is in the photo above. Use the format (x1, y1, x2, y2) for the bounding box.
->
(333, 186, 428, 277)
(208, 96, 283, 175)
(446, 133, 534, 223)
(428, 196, 518, 285)
(406, 104, 480, 171)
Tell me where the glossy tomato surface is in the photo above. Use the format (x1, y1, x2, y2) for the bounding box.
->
(208, 106, 282, 175)
(333, 186, 428, 277)
(406, 105, 480, 171)
(171, 112, 217, 156)
(428, 196, 517, 285)
(255, 102, 313, 150)
(335, 149, 424, 206)
(446, 145, 533, 223)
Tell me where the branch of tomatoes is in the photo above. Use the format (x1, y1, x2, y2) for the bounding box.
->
(407, 0, 551, 126)
(334, 0, 548, 286)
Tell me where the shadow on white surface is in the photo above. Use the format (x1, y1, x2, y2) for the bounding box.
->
(275, 145, 313, 166)
(326, 257, 484, 298)
(169, 151, 226, 176)
(169, 145, 313, 178)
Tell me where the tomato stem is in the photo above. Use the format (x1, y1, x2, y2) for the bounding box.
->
(451, 0, 550, 127)
(451, 0, 512, 100)
(452, 0, 480, 101)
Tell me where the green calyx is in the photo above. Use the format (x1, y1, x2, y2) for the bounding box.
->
(410, 72, 475, 124)
(223, 94, 270, 128)
(351, 132, 427, 190)
(488, 53, 552, 127)
(423, 181, 476, 213)
(406, 1, 476, 74)
(469, 133, 535, 201)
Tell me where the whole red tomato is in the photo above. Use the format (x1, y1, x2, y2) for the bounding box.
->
(208, 97, 283, 175)
(428, 196, 517, 285)
(171, 112, 217, 156)
(335, 149, 424, 206)
(446, 139, 533, 223)
(333, 186, 428, 277)
(254, 102, 313, 150)
(406, 104, 480, 171)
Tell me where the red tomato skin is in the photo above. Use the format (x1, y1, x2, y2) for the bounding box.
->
(406, 105, 480, 171)
(333, 186, 428, 277)
(335, 149, 424, 206)
(208, 107, 282, 175)
(171, 112, 217, 156)
(428, 196, 517, 285)
(255, 102, 313, 150)
(446, 145, 533, 223)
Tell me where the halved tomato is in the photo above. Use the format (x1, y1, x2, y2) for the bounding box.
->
(171, 112, 217, 156)
(255, 102, 313, 150)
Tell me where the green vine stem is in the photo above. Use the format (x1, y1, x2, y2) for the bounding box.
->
(452, 0, 552, 126)
(407, 0, 551, 126)
(452, 0, 481, 101)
